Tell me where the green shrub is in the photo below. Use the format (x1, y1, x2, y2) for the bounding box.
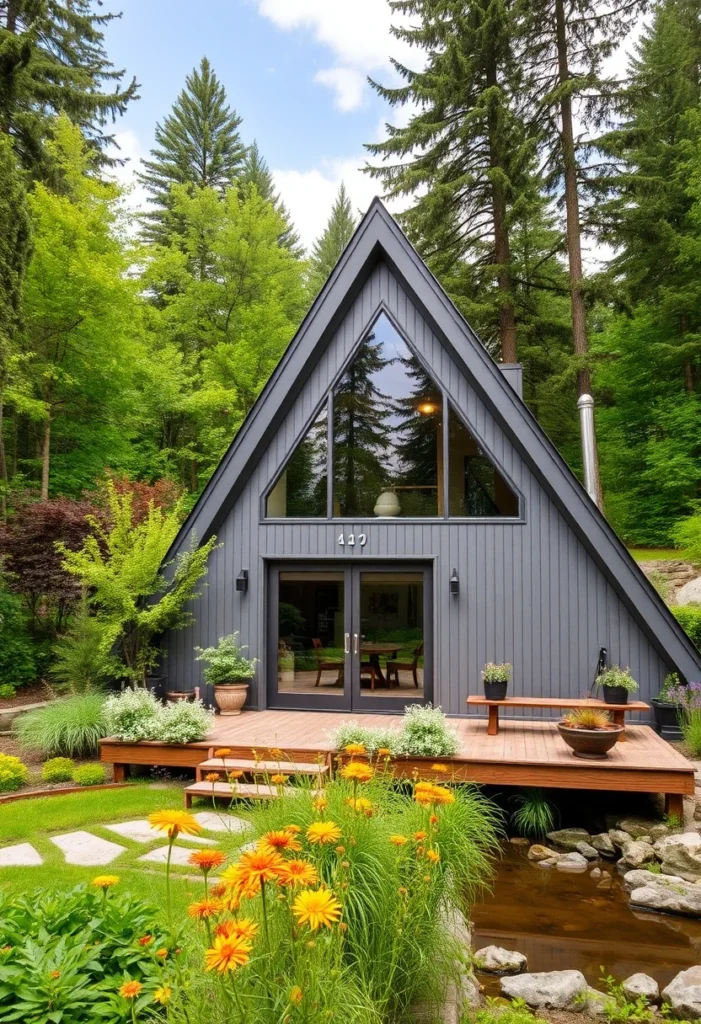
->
(511, 788, 557, 838)
(396, 703, 459, 757)
(466, 1006, 550, 1024)
(103, 687, 160, 741)
(0, 753, 28, 792)
(154, 698, 213, 743)
(0, 574, 37, 690)
(16, 693, 107, 757)
(0, 683, 16, 698)
(72, 763, 106, 786)
(672, 605, 701, 650)
(672, 510, 701, 567)
(194, 631, 257, 684)
(41, 756, 75, 782)
(51, 597, 120, 693)
(595, 666, 639, 693)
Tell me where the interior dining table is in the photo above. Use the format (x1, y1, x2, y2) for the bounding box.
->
(360, 642, 402, 687)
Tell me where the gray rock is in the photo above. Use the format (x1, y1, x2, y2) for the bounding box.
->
(546, 828, 591, 851)
(654, 832, 701, 857)
(609, 829, 634, 850)
(663, 966, 701, 1018)
(597, 876, 613, 890)
(528, 844, 560, 862)
(501, 970, 589, 1010)
(536, 858, 559, 868)
(649, 824, 671, 842)
(591, 833, 616, 857)
(661, 845, 701, 882)
(630, 884, 701, 917)
(584, 987, 610, 1015)
(440, 903, 472, 948)
(617, 818, 662, 839)
(620, 841, 656, 869)
(676, 578, 701, 606)
(474, 946, 527, 975)
(576, 840, 600, 860)
(413, 971, 481, 1023)
(590, 867, 602, 879)
(623, 869, 686, 891)
(637, 836, 652, 845)
(623, 974, 660, 1004)
(556, 852, 589, 872)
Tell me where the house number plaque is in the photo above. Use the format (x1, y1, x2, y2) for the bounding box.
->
(337, 533, 367, 548)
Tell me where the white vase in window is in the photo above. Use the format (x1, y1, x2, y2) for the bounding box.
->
(374, 490, 401, 517)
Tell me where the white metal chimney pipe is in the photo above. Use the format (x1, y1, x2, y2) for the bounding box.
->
(577, 393, 599, 507)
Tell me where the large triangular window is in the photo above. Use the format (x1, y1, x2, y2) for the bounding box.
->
(265, 313, 519, 519)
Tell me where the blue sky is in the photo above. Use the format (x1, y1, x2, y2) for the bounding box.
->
(103, 0, 415, 247)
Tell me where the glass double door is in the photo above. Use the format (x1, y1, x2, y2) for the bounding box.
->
(268, 563, 431, 711)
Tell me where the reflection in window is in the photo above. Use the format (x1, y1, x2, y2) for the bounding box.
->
(448, 403, 519, 516)
(332, 313, 443, 518)
(266, 404, 328, 517)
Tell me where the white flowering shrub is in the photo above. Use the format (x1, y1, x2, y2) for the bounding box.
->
(395, 704, 459, 757)
(103, 688, 160, 741)
(329, 721, 401, 754)
(155, 699, 213, 744)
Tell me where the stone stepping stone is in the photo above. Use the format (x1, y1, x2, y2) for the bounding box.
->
(104, 820, 216, 845)
(51, 831, 126, 866)
(138, 845, 203, 866)
(193, 811, 252, 834)
(0, 842, 43, 867)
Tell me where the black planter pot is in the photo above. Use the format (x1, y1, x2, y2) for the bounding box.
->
(652, 698, 683, 739)
(145, 675, 166, 700)
(484, 680, 508, 701)
(602, 684, 629, 705)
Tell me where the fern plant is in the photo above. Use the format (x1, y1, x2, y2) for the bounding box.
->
(510, 788, 557, 839)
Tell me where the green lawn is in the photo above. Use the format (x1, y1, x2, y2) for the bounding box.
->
(628, 547, 683, 562)
(0, 783, 255, 918)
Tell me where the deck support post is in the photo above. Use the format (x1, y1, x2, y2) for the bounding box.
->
(112, 763, 129, 783)
(487, 705, 499, 736)
(665, 792, 685, 821)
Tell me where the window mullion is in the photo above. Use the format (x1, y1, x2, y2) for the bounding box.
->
(326, 394, 334, 519)
(442, 389, 450, 520)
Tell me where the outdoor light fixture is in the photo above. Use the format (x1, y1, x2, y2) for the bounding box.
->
(236, 569, 249, 593)
(418, 401, 437, 415)
(450, 568, 459, 596)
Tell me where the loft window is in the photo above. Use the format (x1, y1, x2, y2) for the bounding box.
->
(264, 313, 519, 519)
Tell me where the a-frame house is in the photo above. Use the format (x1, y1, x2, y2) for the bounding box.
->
(159, 199, 701, 719)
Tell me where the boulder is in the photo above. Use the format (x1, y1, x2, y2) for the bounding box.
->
(617, 818, 662, 839)
(663, 966, 701, 1018)
(654, 832, 701, 857)
(509, 837, 530, 846)
(474, 946, 527, 975)
(590, 867, 602, 879)
(661, 845, 701, 882)
(528, 844, 560, 862)
(591, 833, 616, 857)
(677, 578, 701, 606)
(630, 883, 701, 917)
(501, 970, 589, 1010)
(546, 828, 591, 851)
(622, 974, 660, 1004)
(597, 876, 614, 890)
(556, 852, 589, 872)
(576, 840, 600, 861)
(649, 824, 671, 842)
(584, 987, 610, 1015)
(623, 869, 686, 891)
(609, 829, 634, 850)
(619, 841, 656, 869)
(413, 970, 481, 1023)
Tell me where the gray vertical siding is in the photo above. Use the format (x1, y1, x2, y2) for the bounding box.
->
(163, 261, 671, 720)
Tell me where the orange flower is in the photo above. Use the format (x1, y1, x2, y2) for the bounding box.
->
(209, 882, 227, 898)
(377, 747, 392, 758)
(284, 824, 302, 835)
(413, 830, 428, 841)
(234, 848, 285, 891)
(188, 899, 222, 920)
(277, 858, 319, 887)
(426, 849, 441, 863)
(188, 849, 227, 872)
(148, 810, 202, 838)
(156, 948, 168, 958)
(398, 886, 408, 896)
(259, 830, 302, 854)
(312, 795, 328, 812)
(214, 748, 231, 757)
(430, 814, 439, 825)
(204, 934, 252, 973)
(339, 761, 374, 783)
(290, 985, 304, 1005)
(50, 970, 60, 979)
(227, 769, 244, 780)
(137, 934, 152, 947)
(270, 773, 289, 785)
(268, 747, 285, 759)
(119, 980, 143, 999)
(306, 820, 342, 845)
(431, 763, 448, 773)
(205, 772, 221, 782)
(344, 743, 366, 757)
(390, 835, 408, 846)
(215, 917, 258, 941)
(292, 888, 343, 930)
(431, 785, 455, 806)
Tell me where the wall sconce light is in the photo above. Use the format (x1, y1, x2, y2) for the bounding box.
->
(449, 568, 459, 596)
(236, 569, 249, 593)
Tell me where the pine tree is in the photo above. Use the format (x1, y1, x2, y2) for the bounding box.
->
(366, 0, 533, 363)
(0, 0, 138, 177)
(307, 183, 357, 298)
(239, 140, 302, 255)
(138, 57, 246, 246)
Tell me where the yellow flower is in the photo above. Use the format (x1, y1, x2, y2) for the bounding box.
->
(426, 849, 441, 863)
(154, 986, 172, 1005)
(205, 772, 221, 782)
(344, 743, 366, 757)
(119, 980, 143, 999)
(156, 948, 168, 958)
(270, 773, 289, 785)
(431, 785, 455, 806)
(227, 769, 244, 780)
(214, 748, 231, 757)
(277, 858, 319, 888)
(306, 820, 342, 845)
(92, 875, 119, 890)
(413, 830, 428, 841)
(390, 835, 408, 847)
(285, 824, 302, 835)
(188, 849, 226, 872)
(215, 917, 258, 940)
(312, 795, 328, 812)
(188, 899, 222, 920)
(204, 934, 252, 973)
(431, 763, 448, 773)
(148, 809, 203, 838)
(339, 761, 374, 783)
(269, 747, 285, 759)
(377, 747, 392, 758)
(290, 986, 304, 1005)
(292, 888, 343, 930)
(259, 830, 302, 854)
(344, 796, 373, 816)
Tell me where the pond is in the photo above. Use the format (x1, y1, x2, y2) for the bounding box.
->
(472, 844, 701, 992)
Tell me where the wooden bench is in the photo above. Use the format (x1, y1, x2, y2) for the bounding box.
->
(466, 695, 651, 741)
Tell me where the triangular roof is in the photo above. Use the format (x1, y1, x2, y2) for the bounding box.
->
(168, 198, 701, 682)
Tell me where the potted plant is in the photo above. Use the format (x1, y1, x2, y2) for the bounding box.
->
(194, 633, 256, 716)
(594, 665, 638, 705)
(481, 662, 512, 701)
(278, 641, 295, 687)
(557, 708, 623, 759)
(652, 672, 684, 738)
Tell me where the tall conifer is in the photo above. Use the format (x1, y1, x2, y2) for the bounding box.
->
(239, 141, 302, 255)
(307, 183, 357, 298)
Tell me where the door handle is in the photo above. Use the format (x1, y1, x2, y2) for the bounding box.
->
(353, 633, 359, 655)
(344, 633, 350, 654)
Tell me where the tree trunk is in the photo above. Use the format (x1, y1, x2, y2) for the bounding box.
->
(555, 0, 603, 507)
(486, 54, 518, 365)
(40, 417, 50, 501)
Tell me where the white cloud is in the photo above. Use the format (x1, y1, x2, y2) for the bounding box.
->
(314, 67, 367, 112)
(107, 129, 149, 231)
(254, 0, 418, 110)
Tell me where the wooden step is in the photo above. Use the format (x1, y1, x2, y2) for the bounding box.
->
(184, 780, 321, 807)
(195, 757, 328, 781)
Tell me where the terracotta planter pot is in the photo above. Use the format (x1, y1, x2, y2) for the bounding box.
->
(213, 682, 249, 716)
(166, 691, 192, 703)
(557, 721, 624, 760)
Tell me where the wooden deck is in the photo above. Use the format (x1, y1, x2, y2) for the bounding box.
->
(99, 710, 696, 817)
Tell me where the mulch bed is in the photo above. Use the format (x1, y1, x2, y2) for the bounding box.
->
(0, 681, 52, 710)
